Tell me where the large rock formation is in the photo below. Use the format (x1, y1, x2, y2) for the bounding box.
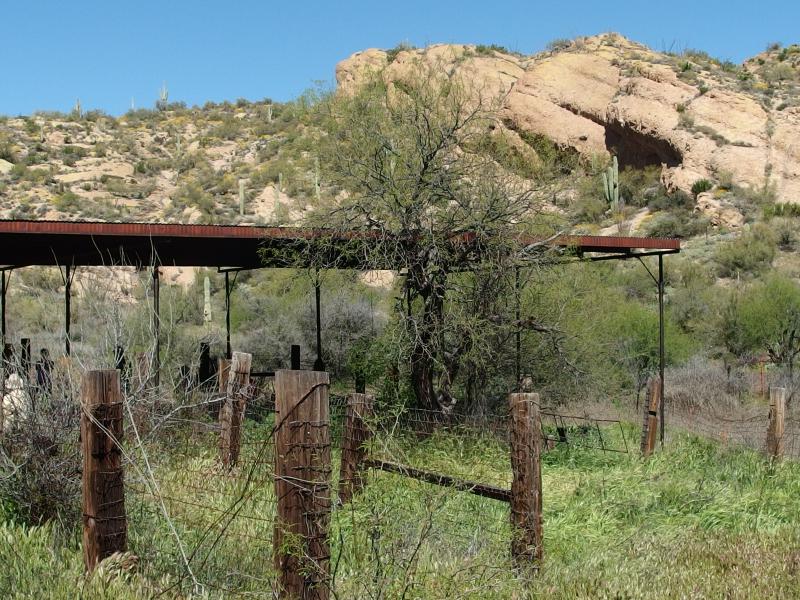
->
(337, 35, 800, 203)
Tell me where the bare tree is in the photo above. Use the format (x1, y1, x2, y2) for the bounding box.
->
(313, 63, 550, 411)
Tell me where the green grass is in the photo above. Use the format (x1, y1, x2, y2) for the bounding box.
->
(2, 423, 800, 598)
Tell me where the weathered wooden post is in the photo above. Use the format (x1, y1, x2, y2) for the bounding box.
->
(81, 370, 126, 572)
(274, 369, 331, 600)
(766, 387, 786, 460)
(640, 377, 661, 457)
(338, 392, 374, 504)
(509, 391, 543, 566)
(219, 352, 251, 469)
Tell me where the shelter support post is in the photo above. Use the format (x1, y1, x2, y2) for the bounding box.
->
(225, 271, 232, 360)
(314, 275, 325, 372)
(0, 271, 7, 349)
(65, 265, 72, 356)
(658, 254, 665, 446)
(515, 266, 521, 387)
(152, 267, 160, 387)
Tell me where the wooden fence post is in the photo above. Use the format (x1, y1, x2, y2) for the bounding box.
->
(81, 370, 126, 572)
(274, 369, 331, 600)
(767, 387, 786, 460)
(640, 377, 661, 457)
(338, 392, 374, 504)
(219, 352, 251, 469)
(509, 391, 543, 567)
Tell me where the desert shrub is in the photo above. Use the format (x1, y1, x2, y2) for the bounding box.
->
(386, 42, 416, 63)
(646, 189, 694, 211)
(173, 182, 216, 219)
(720, 274, 800, 381)
(714, 224, 776, 277)
(570, 193, 607, 223)
(208, 117, 242, 141)
(546, 38, 572, 52)
(665, 356, 748, 411)
(474, 44, 511, 56)
(518, 130, 581, 176)
(0, 133, 16, 162)
(691, 178, 714, 196)
(474, 131, 538, 180)
(763, 202, 800, 219)
(0, 361, 82, 528)
(772, 217, 798, 250)
(645, 210, 708, 238)
(619, 165, 663, 207)
(52, 191, 81, 213)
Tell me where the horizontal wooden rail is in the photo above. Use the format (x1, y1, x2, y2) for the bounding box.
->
(364, 459, 511, 502)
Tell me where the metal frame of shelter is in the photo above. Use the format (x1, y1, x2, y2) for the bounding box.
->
(0, 219, 679, 441)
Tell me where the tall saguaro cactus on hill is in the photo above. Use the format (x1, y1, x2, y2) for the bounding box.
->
(156, 83, 169, 111)
(603, 156, 627, 233)
(602, 155, 619, 209)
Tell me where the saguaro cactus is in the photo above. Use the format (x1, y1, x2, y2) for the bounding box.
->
(156, 83, 169, 111)
(73, 99, 83, 119)
(602, 155, 619, 209)
(239, 179, 246, 216)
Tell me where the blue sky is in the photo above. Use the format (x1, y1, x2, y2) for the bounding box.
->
(2, 0, 798, 116)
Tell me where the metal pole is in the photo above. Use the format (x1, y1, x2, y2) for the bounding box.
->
(65, 265, 71, 356)
(1, 272, 6, 350)
(313, 275, 325, 372)
(152, 267, 160, 388)
(515, 266, 521, 388)
(658, 254, 665, 446)
(225, 271, 232, 360)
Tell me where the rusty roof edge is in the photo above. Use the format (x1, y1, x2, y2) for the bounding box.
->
(0, 219, 680, 251)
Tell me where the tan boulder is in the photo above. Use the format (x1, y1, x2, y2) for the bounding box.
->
(695, 192, 744, 228)
(0, 159, 13, 177)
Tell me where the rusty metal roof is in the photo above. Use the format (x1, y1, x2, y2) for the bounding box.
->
(0, 220, 679, 269)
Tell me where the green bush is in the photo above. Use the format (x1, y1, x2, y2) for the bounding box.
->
(546, 38, 572, 52)
(691, 179, 714, 196)
(386, 42, 416, 63)
(714, 224, 776, 277)
(53, 190, 81, 212)
(647, 189, 694, 211)
(0, 133, 16, 162)
(645, 210, 709, 238)
(763, 202, 800, 219)
(474, 44, 511, 56)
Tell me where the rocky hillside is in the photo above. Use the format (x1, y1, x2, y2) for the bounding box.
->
(339, 34, 800, 229)
(1, 33, 799, 234)
(0, 100, 319, 225)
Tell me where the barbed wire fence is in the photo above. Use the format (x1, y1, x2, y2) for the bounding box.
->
(2, 267, 800, 597)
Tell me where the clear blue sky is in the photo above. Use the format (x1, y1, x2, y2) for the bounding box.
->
(3, 0, 798, 116)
